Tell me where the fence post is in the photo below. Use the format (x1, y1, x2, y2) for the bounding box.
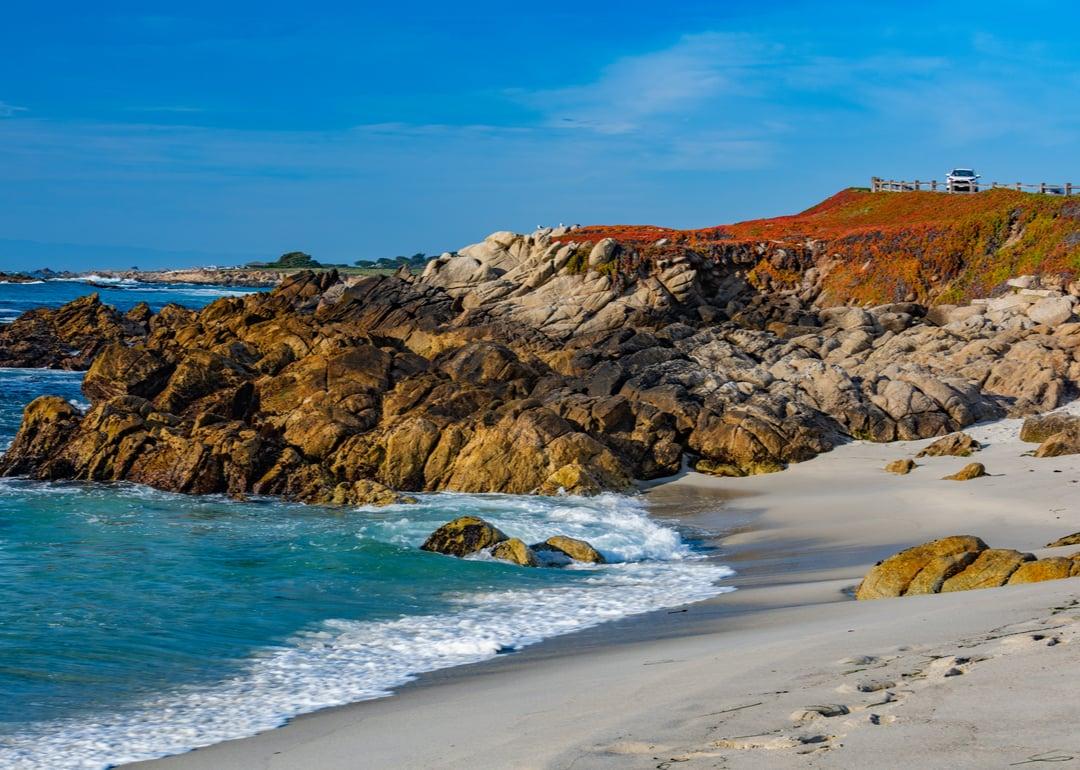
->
(931, 180, 937, 191)
(915, 179, 921, 191)
(1016, 182, 1022, 191)
(1067, 183, 1072, 196)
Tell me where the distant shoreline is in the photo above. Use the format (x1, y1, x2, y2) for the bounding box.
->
(0, 265, 401, 289)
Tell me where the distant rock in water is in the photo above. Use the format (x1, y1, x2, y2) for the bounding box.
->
(0, 272, 40, 284)
(0, 294, 149, 370)
(420, 518, 601, 568)
(533, 536, 606, 565)
(421, 517, 508, 557)
(489, 538, 539, 567)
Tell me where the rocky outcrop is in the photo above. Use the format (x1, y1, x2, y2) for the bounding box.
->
(857, 536, 1080, 599)
(5, 217, 1080, 504)
(87, 268, 283, 287)
(0, 294, 149, 369)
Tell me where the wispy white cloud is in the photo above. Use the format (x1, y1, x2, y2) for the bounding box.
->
(125, 105, 206, 114)
(0, 101, 27, 118)
(520, 32, 778, 135)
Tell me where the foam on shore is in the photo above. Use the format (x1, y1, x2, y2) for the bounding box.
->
(0, 490, 731, 770)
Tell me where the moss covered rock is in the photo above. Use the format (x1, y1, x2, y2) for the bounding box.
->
(939, 549, 1034, 591)
(943, 462, 986, 480)
(421, 516, 508, 557)
(855, 536, 987, 600)
(489, 538, 539, 567)
(884, 458, 916, 475)
(533, 535, 606, 564)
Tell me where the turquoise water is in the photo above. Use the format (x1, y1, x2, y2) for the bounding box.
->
(0, 287, 732, 769)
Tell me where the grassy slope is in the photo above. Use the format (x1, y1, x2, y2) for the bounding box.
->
(565, 189, 1080, 305)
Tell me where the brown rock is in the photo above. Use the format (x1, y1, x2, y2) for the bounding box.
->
(904, 552, 981, 595)
(0, 396, 82, 476)
(1020, 413, 1080, 443)
(1046, 532, 1080, 548)
(884, 458, 916, 475)
(420, 516, 508, 557)
(327, 479, 414, 506)
(489, 538, 538, 567)
(855, 536, 987, 600)
(1007, 558, 1075, 584)
(0, 293, 148, 370)
(1034, 429, 1080, 458)
(82, 345, 173, 402)
(533, 535, 606, 564)
(538, 463, 602, 496)
(940, 549, 1034, 592)
(916, 432, 981, 457)
(942, 462, 986, 480)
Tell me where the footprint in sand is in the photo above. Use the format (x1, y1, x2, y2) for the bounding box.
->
(790, 704, 850, 723)
(715, 733, 832, 751)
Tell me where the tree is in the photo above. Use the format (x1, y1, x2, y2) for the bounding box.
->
(273, 251, 321, 268)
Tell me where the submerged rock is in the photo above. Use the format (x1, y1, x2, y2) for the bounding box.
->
(532, 535, 606, 564)
(326, 479, 414, 507)
(420, 516, 508, 557)
(489, 538, 539, 567)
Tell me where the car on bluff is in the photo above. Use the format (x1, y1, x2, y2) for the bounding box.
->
(947, 168, 980, 192)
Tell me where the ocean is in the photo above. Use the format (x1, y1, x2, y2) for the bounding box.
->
(0, 280, 732, 769)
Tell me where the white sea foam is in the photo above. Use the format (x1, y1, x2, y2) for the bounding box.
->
(0, 492, 733, 770)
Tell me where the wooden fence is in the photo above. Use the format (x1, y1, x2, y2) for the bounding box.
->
(871, 177, 1076, 195)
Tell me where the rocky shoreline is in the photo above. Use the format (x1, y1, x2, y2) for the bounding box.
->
(90, 268, 284, 287)
(2, 192, 1079, 506)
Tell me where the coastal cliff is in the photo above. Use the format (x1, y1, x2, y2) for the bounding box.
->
(2, 190, 1079, 502)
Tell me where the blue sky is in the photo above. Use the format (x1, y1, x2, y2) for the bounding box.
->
(1, 0, 1078, 270)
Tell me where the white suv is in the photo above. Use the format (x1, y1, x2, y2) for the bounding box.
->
(947, 168, 980, 193)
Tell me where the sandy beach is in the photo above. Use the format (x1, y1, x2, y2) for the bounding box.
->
(131, 405, 1080, 769)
